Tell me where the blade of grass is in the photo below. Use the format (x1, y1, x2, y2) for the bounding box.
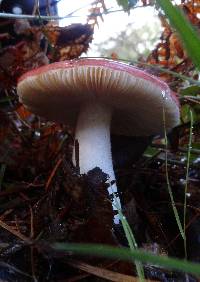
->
(124, 221, 145, 281)
(113, 193, 145, 281)
(183, 108, 193, 258)
(163, 107, 185, 240)
(113, 195, 138, 249)
(156, 0, 200, 70)
(53, 243, 200, 276)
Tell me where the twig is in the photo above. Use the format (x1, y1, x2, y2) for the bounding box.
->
(0, 219, 32, 243)
(67, 259, 158, 282)
(0, 12, 69, 20)
(29, 206, 34, 239)
(30, 247, 38, 282)
(0, 209, 13, 220)
(0, 164, 6, 191)
(32, 0, 40, 15)
(46, 0, 51, 16)
(0, 262, 32, 278)
(182, 97, 200, 105)
(182, 96, 200, 101)
(45, 157, 63, 191)
(167, 212, 200, 249)
(0, 5, 147, 21)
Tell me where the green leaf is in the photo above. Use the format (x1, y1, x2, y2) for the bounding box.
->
(53, 243, 200, 276)
(112, 193, 145, 281)
(116, 0, 129, 10)
(143, 146, 159, 158)
(180, 85, 200, 96)
(156, 0, 200, 70)
(181, 105, 190, 123)
(181, 104, 198, 123)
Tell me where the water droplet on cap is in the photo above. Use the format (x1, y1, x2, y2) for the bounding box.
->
(161, 90, 166, 99)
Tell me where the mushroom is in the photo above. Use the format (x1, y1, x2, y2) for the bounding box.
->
(17, 58, 180, 224)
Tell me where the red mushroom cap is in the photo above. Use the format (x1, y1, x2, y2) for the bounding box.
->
(17, 58, 180, 136)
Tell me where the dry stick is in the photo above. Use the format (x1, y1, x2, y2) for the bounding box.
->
(66, 260, 125, 282)
(28, 205, 37, 279)
(183, 97, 200, 105)
(32, 0, 40, 15)
(14, 111, 32, 129)
(67, 260, 158, 282)
(183, 96, 200, 101)
(0, 187, 31, 198)
(14, 214, 24, 236)
(167, 213, 200, 249)
(30, 247, 37, 282)
(65, 274, 95, 282)
(46, 0, 51, 16)
(45, 157, 63, 191)
(29, 206, 34, 239)
(0, 209, 13, 220)
(0, 12, 65, 20)
(0, 5, 148, 21)
(0, 219, 32, 243)
(0, 262, 32, 279)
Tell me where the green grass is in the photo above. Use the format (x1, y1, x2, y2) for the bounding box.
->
(157, 0, 198, 259)
(156, 0, 200, 70)
(112, 193, 145, 281)
(183, 108, 194, 258)
(163, 106, 194, 259)
(163, 107, 185, 242)
(53, 242, 200, 277)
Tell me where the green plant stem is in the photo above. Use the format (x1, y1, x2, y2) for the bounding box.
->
(156, 0, 200, 70)
(183, 108, 193, 258)
(53, 243, 200, 276)
(113, 194, 145, 281)
(163, 108, 185, 241)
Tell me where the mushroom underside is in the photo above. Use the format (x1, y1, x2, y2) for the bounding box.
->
(18, 66, 179, 136)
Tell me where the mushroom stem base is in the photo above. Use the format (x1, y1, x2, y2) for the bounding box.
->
(73, 102, 120, 223)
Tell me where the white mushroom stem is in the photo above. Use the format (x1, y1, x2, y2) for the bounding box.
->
(73, 101, 121, 224)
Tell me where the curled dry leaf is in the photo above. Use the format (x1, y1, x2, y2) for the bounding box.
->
(146, 0, 200, 89)
(87, 0, 107, 27)
(0, 19, 93, 100)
